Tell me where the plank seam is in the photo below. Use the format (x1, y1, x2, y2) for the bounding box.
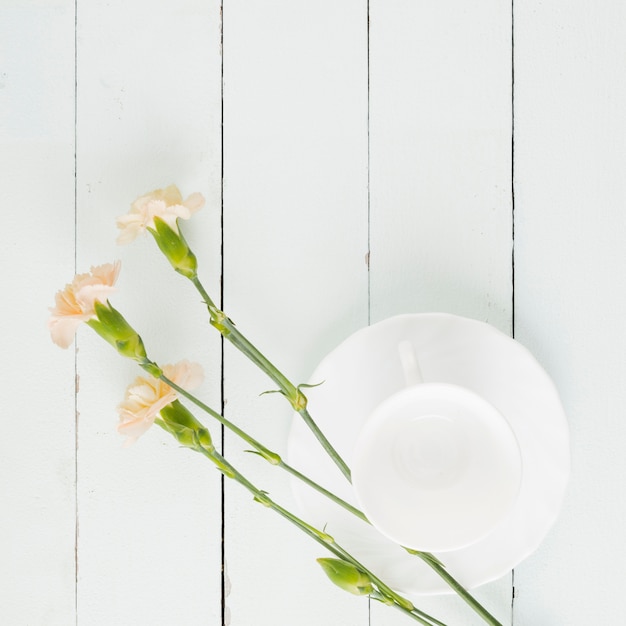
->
(73, 0, 79, 624)
(220, 3, 226, 625)
(367, 0, 371, 329)
(511, 0, 516, 344)
(511, 0, 516, 621)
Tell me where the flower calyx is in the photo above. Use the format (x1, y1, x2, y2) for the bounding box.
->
(148, 216, 198, 280)
(317, 558, 373, 596)
(159, 400, 214, 453)
(245, 448, 282, 466)
(87, 301, 147, 362)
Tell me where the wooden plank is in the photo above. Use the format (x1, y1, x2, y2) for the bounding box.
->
(369, 1, 513, 624)
(74, 1, 223, 624)
(514, 3, 626, 623)
(0, 2, 77, 624)
(222, 1, 369, 624)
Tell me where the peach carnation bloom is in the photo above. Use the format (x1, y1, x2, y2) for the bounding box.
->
(117, 360, 204, 446)
(116, 184, 205, 244)
(48, 261, 121, 349)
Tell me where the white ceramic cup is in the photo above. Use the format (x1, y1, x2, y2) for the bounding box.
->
(351, 382, 523, 553)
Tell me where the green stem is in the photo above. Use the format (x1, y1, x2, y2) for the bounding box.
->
(281, 462, 366, 523)
(169, 277, 502, 624)
(190, 276, 352, 482)
(195, 445, 446, 626)
(157, 375, 500, 623)
(160, 375, 365, 522)
(329, 543, 448, 626)
(412, 552, 503, 626)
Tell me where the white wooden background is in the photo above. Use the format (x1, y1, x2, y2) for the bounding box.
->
(2, 1, 625, 624)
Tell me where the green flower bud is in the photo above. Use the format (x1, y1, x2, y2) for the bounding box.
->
(159, 401, 214, 452)
(317, 558, 373, 596)
(160, 400, 199, 430)
(149, 216, 198, 279)
(194, 428, 214, 451)
(87, 301, 147, 362)
(157, 421, 197, 448)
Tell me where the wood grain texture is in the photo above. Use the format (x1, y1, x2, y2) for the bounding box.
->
(74, 1, 223, 624)
(222, 1, 369, 624)
(0, 2, 77, 624)
(368, 2, 513, 624)
(514, 2, 626, 624)
(6, 1, 624, 624)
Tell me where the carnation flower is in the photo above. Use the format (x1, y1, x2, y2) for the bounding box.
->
(48, 261, 121, 348)
(116, 184, 204, 244)
(117, 360, 204, 446)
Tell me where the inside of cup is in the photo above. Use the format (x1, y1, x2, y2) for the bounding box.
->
(351, 383, 522, 553)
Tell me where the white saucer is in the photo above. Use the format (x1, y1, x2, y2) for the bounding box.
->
(287, 313, 570, 596)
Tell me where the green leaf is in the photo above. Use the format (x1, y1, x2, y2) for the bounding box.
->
(253, 491, 272, 507)
(259, 389, 286, 398)
(297, 380, 325, 390)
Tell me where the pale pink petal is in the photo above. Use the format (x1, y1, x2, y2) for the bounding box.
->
(75, 284, 117, 314)
(166, 360, 204, 391)
(145, 393, 175, 418)
(48, 315, 87, 349)
(161, 184, 183, 206)
(126, 382, 157, 404)
(130, 192, 157, 214)
(73, 261, 119, 289)
(118, 186, 202, 244)
(116, 360, 204, 445)
(117, 415, 154, 446)
(48, 261, 121, 348)
(51, 288, 81, 317)
(183, 192, 205, 213)
(116, 222, 144, 244)
(144, 198, 167, 217)
(90, 260, 121, 285)
(165, 204, 192, 220)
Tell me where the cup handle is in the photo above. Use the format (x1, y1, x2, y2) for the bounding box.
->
(398, 340, 424, 387)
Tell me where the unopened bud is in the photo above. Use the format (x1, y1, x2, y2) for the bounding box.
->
(317, 558, 373, 596)
(159, 401, 214, 452)
(195, 428, 214, 452)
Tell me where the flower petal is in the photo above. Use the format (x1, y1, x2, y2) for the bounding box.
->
(161, 184, 183, 206)
(116, 221, 144, 245)
(183, 192, 205, 214)
(117, 414, 154, 447)
(166, 360, 204, 390)
(117, 360, 204, 445)
(48, 261, 121, 348)
(48, 315, 87, 349)
(75, 284, 117, 314)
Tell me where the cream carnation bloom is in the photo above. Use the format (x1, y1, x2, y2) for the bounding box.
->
(117, 360, 204, 446)
(116, 184, 205, 244)
(48, 261, 121, 348)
